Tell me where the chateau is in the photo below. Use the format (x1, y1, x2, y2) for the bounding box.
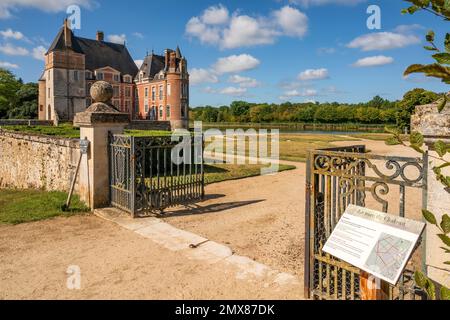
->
(38, 20, 189, 129)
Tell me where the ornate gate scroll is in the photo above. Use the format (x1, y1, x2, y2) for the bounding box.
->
(304, 145, 428, 300)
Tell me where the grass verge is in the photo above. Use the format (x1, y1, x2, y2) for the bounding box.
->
(0, 189, 90, 225)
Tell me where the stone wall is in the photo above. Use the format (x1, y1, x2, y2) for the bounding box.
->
(0, 129, 80, 193)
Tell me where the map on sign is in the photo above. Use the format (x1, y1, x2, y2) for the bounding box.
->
(323, 205, 425, 285)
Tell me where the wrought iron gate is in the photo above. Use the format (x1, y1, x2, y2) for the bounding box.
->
(304, 145, 428, 300)
(110, 134, 204, 217)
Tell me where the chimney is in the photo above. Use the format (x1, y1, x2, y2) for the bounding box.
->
(170, 51, 177, 69)
(63, 19, 72, 48)
(164, 49, 170, 70)
(96, 31, 104, 41)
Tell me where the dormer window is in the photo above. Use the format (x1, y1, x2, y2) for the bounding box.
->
(97, 72, 104, 80)
(113, 74, 120, 82)
(85, 71, 92, 79)
(124, 75, 131, 83)
(139, 72, 143, 82)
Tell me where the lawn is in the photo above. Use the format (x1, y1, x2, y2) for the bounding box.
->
(204, 163, 296, 184)
(0, 189, 90, 224)
(206, 133, 361, 162)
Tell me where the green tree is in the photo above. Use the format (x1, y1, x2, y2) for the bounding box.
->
(0, 68, 21, 119)
(395, 88, 439, 130)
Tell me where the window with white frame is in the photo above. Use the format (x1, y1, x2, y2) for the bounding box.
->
(152, 86, 156, 101)
(144, 100, 149, 113)
(113, 86, 119, 97)
(167, 83, 171, 96)
(159, 85, 163, 100)
(166, 105, 171, 119)
(113, 74, 120, 82)
(97, 72, 103, 80)
(159, 105, 163, 118)
(125, 87, 131, 97)
(145, 87, 149, 98)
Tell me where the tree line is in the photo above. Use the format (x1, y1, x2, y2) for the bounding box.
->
(191, 89, 439, 130)
(0, 68, 38, 119)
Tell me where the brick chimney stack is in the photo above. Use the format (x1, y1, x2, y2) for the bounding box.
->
(96, 31, 104, 41)
(63, 19, 72, 48)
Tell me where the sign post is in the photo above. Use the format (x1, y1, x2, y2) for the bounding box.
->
(322, 205, 425, 299)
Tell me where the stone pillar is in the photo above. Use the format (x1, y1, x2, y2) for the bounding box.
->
(74, 81, 129, 209)
(411, 102, 450, 287)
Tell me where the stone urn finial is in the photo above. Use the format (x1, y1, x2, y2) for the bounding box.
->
(90, 81, 113, 103)
(73, 81, 129, 126)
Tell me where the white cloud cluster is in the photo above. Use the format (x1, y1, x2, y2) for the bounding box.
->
(0, 28, 25, 40)
(279, 88, 318, 100)
(32, 45, 46, 61)
(202, 86, 248, 97)
(228, 75, 260, 88)
(0, 43, 29, 56)
(0, 61, 19, 69)
(186, 5, 308, 49)
(347, 32, 420, 51)
(190, 54, 260, 87)
(298, 68, 329, 81)
(0, 0, 96, 19)
(213, 54, 260, 74)
(107, 34, 126, 44)
(190, 68, 219, 86)
(352, 55, 394, 67)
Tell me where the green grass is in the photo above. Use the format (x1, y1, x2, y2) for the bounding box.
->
(0, 124, 81, 138)
(204, 163, 296, 184)
(0, 189, 90, 225)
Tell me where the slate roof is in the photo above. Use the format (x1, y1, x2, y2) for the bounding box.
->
(136, 54, 166, 80)
(47, 27, 139, 77)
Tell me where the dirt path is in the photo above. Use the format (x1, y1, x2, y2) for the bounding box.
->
(163, 139, 424, 281)
(0, 215, 302, 300)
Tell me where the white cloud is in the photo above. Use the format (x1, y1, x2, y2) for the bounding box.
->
(0, 61, 19, 69)
(221, 15, 279, 49)
(219, 86, 247, 96)
(0, 28, 25, 40)
(228, 75, 260, 88)
(132, 32, 144, 39)
(347, 32, 420, 51)
(0, 0, 97, 19)
(298, 68, 329, 81)
(279, 88, 318, 100)
(289, 0, 365, 7)
(134, 59, 143, 68)
(213, 54, 260, 74)
(186, 5, 308, 49)
(32, 45, 46, 61)
(190, 68, 219, 85)
(107, 34, 126, 44)
(273, 5, 308, 37)
(201, 4, 229, 25)
(393, 24, 424, 34)
(352, 55, 394, 67)
(201, 86, 248, 96)
(186, 16, 221, 45)
(0, 43, 29, 56)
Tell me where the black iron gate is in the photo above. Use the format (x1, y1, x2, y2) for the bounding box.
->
(110, 134, 204, 217)
(305, 145, 428, 300)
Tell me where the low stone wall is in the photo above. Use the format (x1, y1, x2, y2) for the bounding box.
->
(0, 129, 80, 193)
(0, 119, 53, 126)
(127, 120, 171, 131)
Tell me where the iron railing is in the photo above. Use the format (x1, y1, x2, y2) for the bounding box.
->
(305, 145, 428, 300)
(109, 134, 204, 217)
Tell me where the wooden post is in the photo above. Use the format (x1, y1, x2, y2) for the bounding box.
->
(360, 271, 390, 300)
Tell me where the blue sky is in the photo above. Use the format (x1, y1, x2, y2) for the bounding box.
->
(0, 0, 448, 107)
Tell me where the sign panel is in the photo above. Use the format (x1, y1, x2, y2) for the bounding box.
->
(322, 204, 425, 285)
